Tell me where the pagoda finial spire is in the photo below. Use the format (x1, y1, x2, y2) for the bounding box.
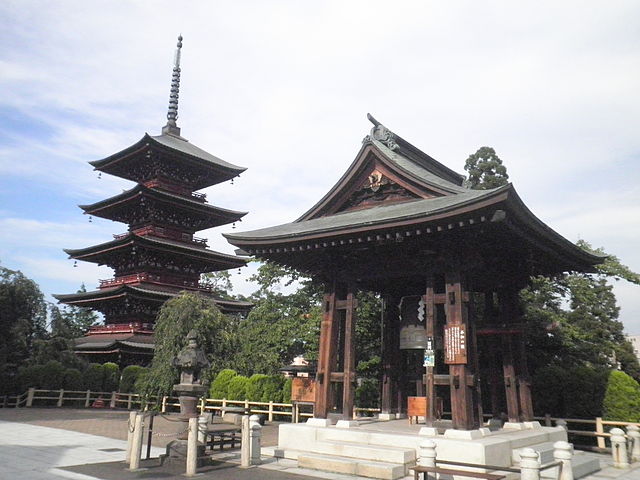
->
(162, 35, 183, 137)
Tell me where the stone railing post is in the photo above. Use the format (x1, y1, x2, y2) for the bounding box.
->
(249, 414, 262, 465)
(520, 448, 541, 480)
(84, 390, 91, 408)
(553, 441, 574, 480)
(610, 428, 629, 468)
(185, 417, 198, 476)
(110, 391, 117, 409)
(129, 413, 144, 471)
(556, 419, 568, 431)
(269, 401, 274, 422)
(198, 413, 211, 444)
(57, 389, 64, 407)
(419, 440, 437, 467)
(26, 387, 35, 407)
(240, 415, 250, 467)
(626, 425, 640, 462)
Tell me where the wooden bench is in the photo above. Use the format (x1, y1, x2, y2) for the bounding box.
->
(410, 465, 506, 480)
(205, 426, 241, 451)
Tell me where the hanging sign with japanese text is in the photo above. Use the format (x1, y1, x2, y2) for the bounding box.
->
(444, 324, 467, 364)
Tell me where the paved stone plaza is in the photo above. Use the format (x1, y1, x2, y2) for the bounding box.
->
(1, 409, 640, 480)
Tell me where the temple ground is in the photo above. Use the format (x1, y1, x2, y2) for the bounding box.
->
(1, 408, 639, 480)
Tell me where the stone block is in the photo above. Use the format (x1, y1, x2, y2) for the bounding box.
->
(306, 418, 333, 427)
(524, 421, 542, 429)
(419, 427, 439, 437)
(444, 429, 483, 440)
(356, 460, 407, 480)
(336, 420, 360, 429)
(378, 413, 396, 421)
(503, 422, 527, 430)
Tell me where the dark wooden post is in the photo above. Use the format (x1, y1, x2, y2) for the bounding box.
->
(341, 284, 357, 420)
(424, 275, 436, 426)
(501, 334, 520, 423)
(445, 272, 475, 430)
(517, 334, 534, 421)
(381, 295, 400, 415)
(315, 283, 339, 418)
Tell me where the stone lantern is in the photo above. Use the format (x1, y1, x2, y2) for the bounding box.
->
(162, 329, 210, 462)
(173, 329, 210, 419)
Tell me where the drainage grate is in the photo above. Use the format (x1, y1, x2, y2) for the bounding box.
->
(99, 448, 125, 452)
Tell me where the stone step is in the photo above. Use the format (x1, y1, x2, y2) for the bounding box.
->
(512, 443, 601, 480)
(539, 453, 601, 480)
(311, 439, 416, 464)
(298, 452, 407, 480)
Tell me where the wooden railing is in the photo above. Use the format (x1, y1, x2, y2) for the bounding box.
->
(4, 388, 637, 444)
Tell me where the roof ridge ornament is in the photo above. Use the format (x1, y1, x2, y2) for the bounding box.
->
(162, 35, 183, 137)
(363, 113, 398, 151)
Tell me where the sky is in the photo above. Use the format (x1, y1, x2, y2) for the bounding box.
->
(1, 1, 639, 332)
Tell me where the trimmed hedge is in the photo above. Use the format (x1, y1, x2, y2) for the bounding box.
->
(84, 364, 105, 391)
(119, 366, 147, 393)
(209, 369, 237, 399)
(245, 374, 269, 401)
(102, 362, 120, 392)
(282, 378, 292, 404)
(227, 375, 250, 400)
(603, 370, 640, 422)
(63, 368, 84, 390)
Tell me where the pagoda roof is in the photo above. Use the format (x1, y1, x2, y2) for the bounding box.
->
(90, 133, 246, 188)
(64, 232, 246, 271)
(75, 332, 155, 352)
(54, 283, 253, 314)
(79, 184, 247, 228)
(225, 116, 604, 278)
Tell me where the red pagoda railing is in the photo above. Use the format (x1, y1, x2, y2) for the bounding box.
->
(99, 272, 213, 291)
(113, 225, 207, 248)
(113, 226, 208, 247)
(87, 322, 154, 334)
(143, 178, 207, 202)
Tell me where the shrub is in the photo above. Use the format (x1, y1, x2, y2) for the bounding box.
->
(260, 375, 285, 403)
(603, 370, 640, 422)
(282, 378, 292, 404)
(120, 366, 147, 393)
(84, 363, 105, 391)
(40, 361, 66, 390)
(227, 375, 250, 400)
(245, 374, 269, 401)
(355, 378, 379, 409)
(102, 362, 120, 392)
(209, 369, 237, 399)
(63, 368, 84, 390)
(16, 364, 46, 391)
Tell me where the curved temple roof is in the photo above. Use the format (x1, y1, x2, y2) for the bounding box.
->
(225, 115, 604, 277)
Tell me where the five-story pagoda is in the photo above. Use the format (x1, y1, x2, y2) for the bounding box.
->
(54, 36, 251, 365)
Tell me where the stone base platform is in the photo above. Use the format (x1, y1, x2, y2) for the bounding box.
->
(263, 418, 601, 480)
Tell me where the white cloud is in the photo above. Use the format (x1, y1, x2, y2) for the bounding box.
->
(1, 0, 639, 333)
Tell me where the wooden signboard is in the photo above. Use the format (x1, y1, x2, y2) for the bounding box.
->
(407, 396, 427, 424)
(444, 324, 467, 364)
(291, 377, 316, 403)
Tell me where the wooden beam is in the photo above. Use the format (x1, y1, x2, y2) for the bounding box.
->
(315, 285, 338, 418)
(424, 275, 436, 426)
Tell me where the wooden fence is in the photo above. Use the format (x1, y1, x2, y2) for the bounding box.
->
(2, 388, 638, 444)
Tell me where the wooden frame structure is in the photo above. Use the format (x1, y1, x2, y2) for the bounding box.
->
(226, 114, 603, 429)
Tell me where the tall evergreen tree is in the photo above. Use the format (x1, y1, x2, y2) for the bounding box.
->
(464, 146, 509, 189)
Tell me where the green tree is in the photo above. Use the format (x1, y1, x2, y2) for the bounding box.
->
(119, 365, 147, 393)
(0, 264, 47, 394)
(137, 292, 238, 399)
(464, 146, 509, 189)
(201, 271, 234, 299)
(227, 375, 250, 400)
(603, 370, 640, 422)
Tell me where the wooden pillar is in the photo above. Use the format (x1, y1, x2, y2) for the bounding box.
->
(341, 284, 357, 420)
(381, 295, 400, 414)
(424, 276, 436, 426)
(315, 284, 339, 418)
(517, 334, 534, 421)
(500, 288, 522, 423)
(445, 272, 475, 430)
